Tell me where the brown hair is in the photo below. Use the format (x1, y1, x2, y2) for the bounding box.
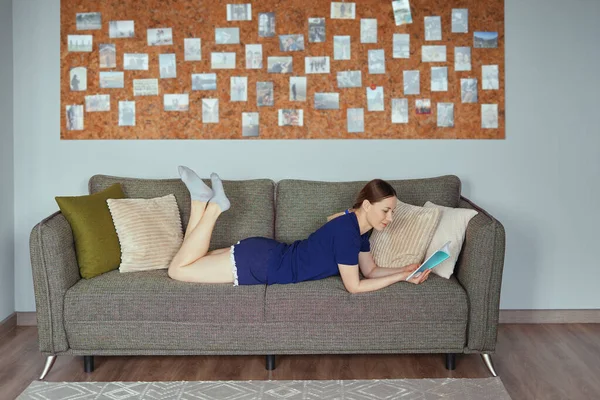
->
(352, 179, 397, 210)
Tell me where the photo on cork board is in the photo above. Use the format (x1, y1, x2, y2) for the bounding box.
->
(256, 82, 274, 107)
(452, 9, 469, 33)
(124, 53, 149, 70)
(85, 95, 110, 112)
(268, 56, 293, 73)
(367, 86, 384, 111)
(393, 34, 409, 59)
(305, 56, 330, 74)
(148, 28, 173, 46)
(70, 67, 87, 91)
(227, 4, 252, 21)
(99, 72, 124, 89)
(368, 49, 385, 74)
(159, 54, 177, 78)
(308, 18, 325, 43)
(331, 2, 355, 19)
(461, 78, 478, 103)
(482, 65, 499, 90)
(422, 45, 446, 62)
(99, 44, 116, 68)
(215, 28, 240, 44)
(347, 108, 364, 133)
(424, 16, 442, 41)
(202, 99, 219, 123)
(68, 35, 92, 52)
(211, 52, 236, 69)
(314, 93, 340, 110)
(242, 112, 259, 137)
(360, 19, 377, 43)
(431, 67, 448, 92)
(392, 0, 413, 26)
(403, 70, 420, 95)
(455, 47, 472, 71)
(164, 94, 189, 112)
(133, 79, 159, 96)
(76, 12, 101, 30)
(258, 13, 275, 37)
(230, 77, 248, 102)
(278, 109, 304, 126)
(289, 77, 307, 101)
(474, 31, 498, 48)
(279, 35, 305, 51)
(437, 103, 454, 128)
(337, 70, 362, 88)
(245, 44, 263, 69)
(192, 73, 217, 91)
(482, 104, 499, 129)
(184, 38, 201, 61)
(416, 99, 431, 115)
(333, 36, 351, 60)
(118, 101, 135, 126)
(109, 20, 134, 38)
(391, 98, 409, 124)
(66, 105, 84, 130)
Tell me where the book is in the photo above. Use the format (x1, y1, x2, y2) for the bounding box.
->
(405, 240, 452, 281)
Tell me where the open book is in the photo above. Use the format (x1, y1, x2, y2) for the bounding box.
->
(405, 241, 452, 281)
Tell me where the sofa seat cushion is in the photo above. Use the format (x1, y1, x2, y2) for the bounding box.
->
(264, 273, 468, 324)
(64, 269, 266, 325)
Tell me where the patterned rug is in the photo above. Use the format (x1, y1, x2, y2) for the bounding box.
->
(18, 378, 511, 399)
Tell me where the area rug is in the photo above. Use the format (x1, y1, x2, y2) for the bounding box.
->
(18, 378, 511, 399)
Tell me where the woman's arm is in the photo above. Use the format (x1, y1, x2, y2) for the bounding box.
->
(358, 251, 417, 278)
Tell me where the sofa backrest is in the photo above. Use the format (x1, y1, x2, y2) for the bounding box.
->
(275, 175, 461, 244)
(89, 175, 275, 249)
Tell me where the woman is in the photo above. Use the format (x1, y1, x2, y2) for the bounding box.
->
(168, 166, 431, 293)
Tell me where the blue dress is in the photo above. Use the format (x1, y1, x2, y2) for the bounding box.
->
(232, 211, 371, 285)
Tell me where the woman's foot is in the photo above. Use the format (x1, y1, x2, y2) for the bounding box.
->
(178, 166, 214, 202)
(208, 172, 231, 212)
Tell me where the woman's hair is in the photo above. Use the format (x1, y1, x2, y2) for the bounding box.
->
(352, 179, 397, 210)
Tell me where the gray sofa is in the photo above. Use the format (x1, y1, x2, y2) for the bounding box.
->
(30, 174, 505, 380)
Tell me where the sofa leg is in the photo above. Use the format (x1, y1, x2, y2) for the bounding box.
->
(39, 355, 57, 380)
(84, 356, 94, 373)
(266, 355, 276, 370)
(481, 354, 498, 377)
(445, 353, 456, 370)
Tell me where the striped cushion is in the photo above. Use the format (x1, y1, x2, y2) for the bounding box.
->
(369, 198, 442, 268)
(107, 194, 183, 272)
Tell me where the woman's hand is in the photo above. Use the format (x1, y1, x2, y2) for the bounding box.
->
(403, 264, 432, 284)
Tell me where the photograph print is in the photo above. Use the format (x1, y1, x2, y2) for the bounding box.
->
(278, 109, 304, 126)
(215, 28, 240, 44)
(109, 20, 134, 38)
(314, 93, 340, 110)
(308, 18, 326, 43)
(242, 112, 259, 137)
(76, 12, 101, 30)
(85, 95, 110, 112)
(245, 44, 263, 69)
(422, 45, 446, 62)
(99, 44, 116, 68)
(360, 19, 377, 43)
(164, 94, 189, 112)
(268, 56, 293, 73)
(367, 86, 384, 111)
(403, 70, 420, 95)
(347, 108, 364, 133)
(279, 35, 305, 51)
(202, 99, 219, 123)
(337, 70, 361, 88)
(393, 34, 409, 59)
(391, 98, 409, 123)
(65, 105, 84, 130)
(392, 0, 413, 26)
(118, 101, 135, 126)
(99, 71, 124, 88)
(474, 32, 499, 48)
(305, 56, 330, 74)
(424, 16, 442, 41)
(482, 65, 499, 90)
(331, 2, 356, 19)
(289, 76, 307, 101)
(68, 35, 92, 52)
(227, 4, 252, 21)
(416, 99, 431, 114)
(431, 67, 448, 92)
(368, 49, 385, 74)
(455, 47, 472, 71)
(148, 28, 173, 46)
(452, 9, 468, 33)
(461, 78, 478, 103)
(159, 54, 177, 78)
(258, 12, 275, 37)
(192, 73, 217, 91)
(230, 76, 248, 102)
(482, 104, 499, 129)
(437, 103, 454, 127)
(334, 36, 351, 60)
(124, 53, 149, 70)
(184, 38, 202, 61)
(212, 52, 236, 69)
(70, 67, 87, 91)
(257, 82, 274, 106)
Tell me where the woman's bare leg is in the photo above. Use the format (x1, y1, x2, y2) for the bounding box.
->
(184, 200, 207, 238)
(169, 202, 222, 269)
(169, 251, 234, 284)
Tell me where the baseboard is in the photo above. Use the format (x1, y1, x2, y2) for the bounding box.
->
(5, 310, 599, 329)
(499, 309, 600, 324)
(0, 312, 17, 338)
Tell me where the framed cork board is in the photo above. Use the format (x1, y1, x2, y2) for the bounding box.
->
(61, 0, 505, 140)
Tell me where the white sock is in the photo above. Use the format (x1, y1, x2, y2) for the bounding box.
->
(178, 166, 213, 202)
(208, 172, 231, 212)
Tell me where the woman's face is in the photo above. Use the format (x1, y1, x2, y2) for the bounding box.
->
(367, 196, 397, 231)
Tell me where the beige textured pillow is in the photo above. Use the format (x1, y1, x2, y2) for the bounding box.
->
(423, 201, 478, 279)
(107, 194, 183, 273)
(369, 198, 442, 268)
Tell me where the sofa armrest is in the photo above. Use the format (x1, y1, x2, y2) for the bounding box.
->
(456, 196, 506, 353)
(29, 211, 81, 354)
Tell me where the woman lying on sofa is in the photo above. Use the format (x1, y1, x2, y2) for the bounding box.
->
(168, 166, 431, 293)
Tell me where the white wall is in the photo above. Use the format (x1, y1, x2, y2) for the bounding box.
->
(1, 0, 14, 323)
(12, 0, 600, 312)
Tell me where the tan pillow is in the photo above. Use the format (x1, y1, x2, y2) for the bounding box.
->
(107, 194, 183, 273)
(369, 198, 442, 268)
(423, 201, 478, 279)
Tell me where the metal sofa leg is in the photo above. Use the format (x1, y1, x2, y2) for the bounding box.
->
(445, 353, 456, 370)
(266, 355, 276, 370)
(39, 355, 57, 380)
(481, 354, 498, 377)
(84, 356, 94, 373)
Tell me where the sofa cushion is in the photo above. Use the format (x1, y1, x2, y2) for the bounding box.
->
(64, 269, 266, 324)
(264, 273, 468, 324)
(89, 174, 275, 249)
(275, 175, 461, 244)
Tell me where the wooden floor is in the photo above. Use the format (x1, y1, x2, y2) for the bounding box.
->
(1, 324, 599, 400)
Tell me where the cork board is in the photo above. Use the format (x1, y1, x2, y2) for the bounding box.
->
(61, 0, 505, 140)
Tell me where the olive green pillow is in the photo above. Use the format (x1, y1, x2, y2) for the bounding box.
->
(55, 183, 125, 279)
